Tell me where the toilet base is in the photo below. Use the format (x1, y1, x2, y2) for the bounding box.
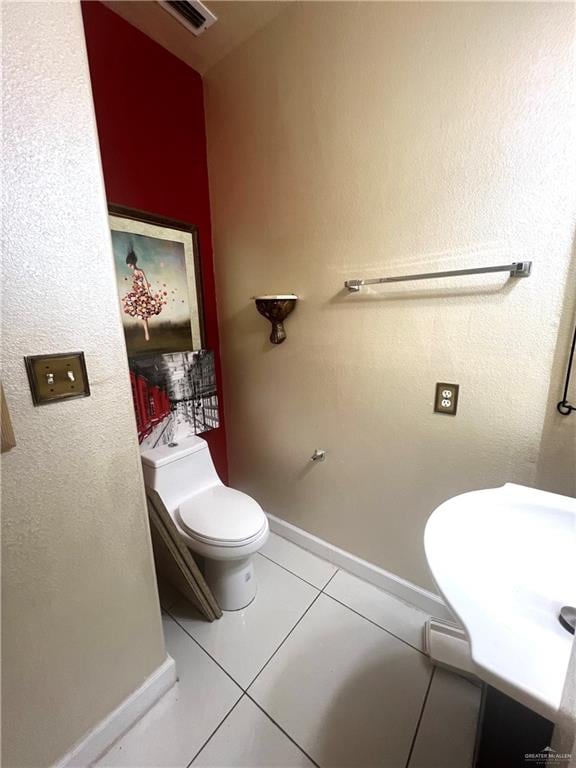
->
(204, 556, 257, 611)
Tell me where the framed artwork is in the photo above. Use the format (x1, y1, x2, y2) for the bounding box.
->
(109, 205, 218, 447)
(129, 350, 219, 448)
(109, 205, 205, 357)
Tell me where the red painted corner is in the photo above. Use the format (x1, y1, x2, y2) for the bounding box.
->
(81, 0, 228, 482)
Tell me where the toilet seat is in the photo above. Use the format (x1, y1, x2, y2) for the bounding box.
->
(177, 486, 267, 547)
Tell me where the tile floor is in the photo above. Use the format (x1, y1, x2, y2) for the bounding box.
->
(97, 532, 481, 768)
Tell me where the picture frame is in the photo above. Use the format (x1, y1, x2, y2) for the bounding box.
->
(108, 204, 205, 357)
(130, 349, 219, 447)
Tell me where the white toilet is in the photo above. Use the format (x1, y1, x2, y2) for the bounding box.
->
(141, 434, 269, 611)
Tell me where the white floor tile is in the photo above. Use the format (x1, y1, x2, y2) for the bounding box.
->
(249, 593, 432, 768)
(325, 569, 429, 651)
(261, 532, 338, 589)
(408, 668, 481, 768)
(192, 696, 315, 767)
(96, 616, 241, 768)
(169, 555, 318, 689)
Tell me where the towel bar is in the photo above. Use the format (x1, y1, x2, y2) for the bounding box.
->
(344, 261, 532, 292)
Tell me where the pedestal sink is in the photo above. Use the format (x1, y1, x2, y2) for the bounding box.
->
(424, 483, 576, 721)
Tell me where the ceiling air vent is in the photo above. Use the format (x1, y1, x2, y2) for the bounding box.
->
(159, 1, 217, 36)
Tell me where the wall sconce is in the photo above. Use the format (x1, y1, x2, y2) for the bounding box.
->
(253, 294, 298, 344)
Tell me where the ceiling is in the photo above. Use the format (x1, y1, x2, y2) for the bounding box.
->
(102, 1, 290, 75)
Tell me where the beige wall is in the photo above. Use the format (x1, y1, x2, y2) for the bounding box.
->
(206, 2, 576, 592)
(2, 3, 166, 766)
(536, 242, 576, 495)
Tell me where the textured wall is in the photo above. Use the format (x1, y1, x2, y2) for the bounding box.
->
(536, 245, 576, 495)
(2, 3, 166, 766)
(81, 0, 228, 482)
(205, 2, 576, 591)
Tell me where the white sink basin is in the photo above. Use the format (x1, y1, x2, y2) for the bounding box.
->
(425, 483, 576, 721)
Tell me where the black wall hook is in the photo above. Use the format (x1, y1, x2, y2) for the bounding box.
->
(557, 320, 576, 416)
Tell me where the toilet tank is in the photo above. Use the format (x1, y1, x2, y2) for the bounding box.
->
(140, 434, 221, 511)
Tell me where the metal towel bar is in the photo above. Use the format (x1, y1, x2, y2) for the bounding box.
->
(344, 261, 532, 292)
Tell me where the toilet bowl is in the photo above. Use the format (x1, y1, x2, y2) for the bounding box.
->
(141, 434, 269, 610)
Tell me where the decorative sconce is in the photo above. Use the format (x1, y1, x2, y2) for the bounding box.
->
(253, 294, 298, 344)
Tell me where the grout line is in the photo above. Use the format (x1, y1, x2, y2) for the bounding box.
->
(167, 597, 323, 767)
(270, 533, 429, 655)
(257, 551, 325, 591)
(268, 534, 429, 624)
(167, 547, 434, 768)
(322, 592, 428, 656)
(263, 535, 431, 621)
(165, 609, 247, 692)
(167, 586, 321, 696)
(404, 666, 436, 768)
(320, 567, 340, 592)
(246, 590, 323, 691)
(185, 692, 245, 768)
(246, 693, 321, 768)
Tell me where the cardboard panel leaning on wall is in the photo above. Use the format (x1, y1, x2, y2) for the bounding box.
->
(2, 3, 166, 766)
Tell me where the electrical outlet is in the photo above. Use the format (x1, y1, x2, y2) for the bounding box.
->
(434, 383, 459, 415)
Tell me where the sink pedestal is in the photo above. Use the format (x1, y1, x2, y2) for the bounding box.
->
(474, 685, 554, 768)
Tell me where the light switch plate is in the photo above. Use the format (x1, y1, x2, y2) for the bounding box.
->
(434, 382, 459, 415)
(25, 352, 90, 406)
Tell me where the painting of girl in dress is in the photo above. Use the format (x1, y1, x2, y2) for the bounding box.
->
(109, 207, 204, 357)
(122, 245, 167, 342)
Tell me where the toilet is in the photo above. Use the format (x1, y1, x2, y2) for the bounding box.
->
(141, 434, 269, 611)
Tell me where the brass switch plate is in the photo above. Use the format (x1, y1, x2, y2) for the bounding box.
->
(434, 382, 459, 415)
(25, 352, 90, 406)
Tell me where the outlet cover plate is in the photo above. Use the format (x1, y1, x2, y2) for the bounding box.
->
(434, 382, 459, 415)
(25, 352, 90, 406)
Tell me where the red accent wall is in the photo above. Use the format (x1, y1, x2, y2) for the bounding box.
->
(81, 1, 228, 481)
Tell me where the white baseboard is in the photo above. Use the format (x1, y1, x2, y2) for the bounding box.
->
(267, 514, 454, 621)
(54, 655, 177, 768)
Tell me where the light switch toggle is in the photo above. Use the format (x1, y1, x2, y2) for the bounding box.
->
(67, 371, 75, 382)
(46, 373, 55, 384)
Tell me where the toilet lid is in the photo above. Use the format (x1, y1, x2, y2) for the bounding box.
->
(177, 486, 267, 545)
